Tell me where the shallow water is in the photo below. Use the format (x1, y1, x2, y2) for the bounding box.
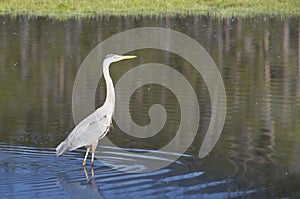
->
(0, 15, 300, 198)
(0, 144, 270, 199)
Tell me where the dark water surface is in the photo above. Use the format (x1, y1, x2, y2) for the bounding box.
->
(0, 15, 300, 198)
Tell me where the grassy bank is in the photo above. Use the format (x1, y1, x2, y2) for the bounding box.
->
(0, 0, 299, 18)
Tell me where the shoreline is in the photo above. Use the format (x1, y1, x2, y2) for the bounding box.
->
(0, 0, 299, 19)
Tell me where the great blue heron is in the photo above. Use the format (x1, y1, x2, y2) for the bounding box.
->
(56, 54, 137, 166)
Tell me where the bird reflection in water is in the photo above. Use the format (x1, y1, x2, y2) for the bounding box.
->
(57, 167, 105, 199)
(83, 166, 95, 185)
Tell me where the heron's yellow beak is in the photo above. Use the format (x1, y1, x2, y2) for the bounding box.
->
(119, 55, 137, 60)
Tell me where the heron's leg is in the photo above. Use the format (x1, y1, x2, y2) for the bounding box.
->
(82, 146, 91, 167)
(91, 143, 98, 167)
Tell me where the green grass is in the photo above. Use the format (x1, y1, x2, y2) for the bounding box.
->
(0, 0, 300, 18)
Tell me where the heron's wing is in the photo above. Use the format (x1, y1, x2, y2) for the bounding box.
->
(64, 107, 111, 151)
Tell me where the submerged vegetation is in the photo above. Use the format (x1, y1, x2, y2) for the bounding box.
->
(0, 0, 299, 18)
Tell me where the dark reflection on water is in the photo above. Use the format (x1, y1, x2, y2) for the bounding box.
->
(57, 168, 105, 199)
(0, 15, 300, 198)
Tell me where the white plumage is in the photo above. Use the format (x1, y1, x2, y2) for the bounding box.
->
(56, 54, 136, 166)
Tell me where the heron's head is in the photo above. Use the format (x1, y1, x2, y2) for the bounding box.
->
(104, 54, 137, 64)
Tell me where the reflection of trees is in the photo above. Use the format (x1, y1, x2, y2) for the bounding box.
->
(205, 17, 300, 189)
(0, 15, 299, 192)
(0, 16, 112, 145)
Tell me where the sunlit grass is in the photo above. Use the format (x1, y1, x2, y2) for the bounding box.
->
(0, 0, 299, 18)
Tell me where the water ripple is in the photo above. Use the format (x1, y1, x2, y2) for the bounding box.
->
(0, 143, 270, 198)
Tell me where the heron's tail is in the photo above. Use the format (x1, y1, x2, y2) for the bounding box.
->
(56, 141, 69, 157)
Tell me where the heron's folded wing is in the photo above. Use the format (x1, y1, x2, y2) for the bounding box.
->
(66, 110, 110, 151)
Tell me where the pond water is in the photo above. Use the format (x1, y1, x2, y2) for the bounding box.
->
(0, 15, 300, 198)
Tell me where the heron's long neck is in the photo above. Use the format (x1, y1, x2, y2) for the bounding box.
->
(103, 67, 115, 113)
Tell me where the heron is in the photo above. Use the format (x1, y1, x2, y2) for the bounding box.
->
(56, 54, 137, 166)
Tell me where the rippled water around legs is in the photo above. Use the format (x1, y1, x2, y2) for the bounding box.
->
(0, 144, 274, 199)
